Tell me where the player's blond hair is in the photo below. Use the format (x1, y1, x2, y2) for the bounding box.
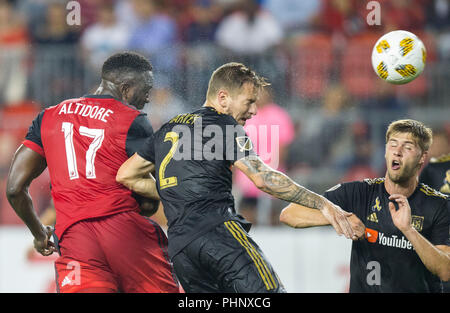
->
(206, 62, 269, 100)
(385, 119, 433, 152)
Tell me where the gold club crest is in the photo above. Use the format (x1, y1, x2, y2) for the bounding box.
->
(411, 215, 424, 232)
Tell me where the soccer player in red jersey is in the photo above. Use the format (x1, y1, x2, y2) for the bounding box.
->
(6, 52, 181, 293)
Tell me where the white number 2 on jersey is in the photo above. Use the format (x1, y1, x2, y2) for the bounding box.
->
(61, 122, 105, 180)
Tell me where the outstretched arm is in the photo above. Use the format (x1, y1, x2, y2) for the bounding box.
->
(234, 155, 357, 239)
(280, 203, 366, 239)
(280, 203, 330, 228)
(6, 145, 56, 256)
(116, 153, 160, 200)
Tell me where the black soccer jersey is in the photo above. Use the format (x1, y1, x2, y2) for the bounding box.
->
(420, 154, 450, 195)
(138, 106, 255, 258)
(324, 178, 449, 293)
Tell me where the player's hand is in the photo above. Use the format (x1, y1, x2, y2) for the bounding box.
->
(388, 194, 412, 233)
(33, 225, 57, 256)
(321, 202, 356, 240)
(348, 214, 365, 240)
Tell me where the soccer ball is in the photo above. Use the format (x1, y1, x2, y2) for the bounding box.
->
(371, 30, 426, 84)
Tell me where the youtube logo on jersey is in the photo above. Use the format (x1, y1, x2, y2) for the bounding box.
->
(365, 228, 379, 243)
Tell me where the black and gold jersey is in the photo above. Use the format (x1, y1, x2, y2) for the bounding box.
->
(138, 106, 255, 258)
(325, 178, 449, 292)
(419, 153, 450, 292)
(420, 153, 450, 195)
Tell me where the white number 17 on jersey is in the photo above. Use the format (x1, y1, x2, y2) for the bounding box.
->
(61, 122, 105, 180)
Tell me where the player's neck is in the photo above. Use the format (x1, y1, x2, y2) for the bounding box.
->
(384, 173, 419, 197)
(203, 100, 226, 114)
(94, 80, 123, 101)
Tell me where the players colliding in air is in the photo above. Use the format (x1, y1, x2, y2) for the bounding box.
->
(117, 62, 359, 293)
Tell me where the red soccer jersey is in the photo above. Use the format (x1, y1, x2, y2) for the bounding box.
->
(23, 95, 155, 240)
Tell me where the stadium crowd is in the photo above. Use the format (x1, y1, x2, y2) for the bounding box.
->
(0, 0, 449, 225)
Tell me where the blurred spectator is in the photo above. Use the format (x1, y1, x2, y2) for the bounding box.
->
(76, 0, 107, 31)
(437, 31, 450, 60)
(182, 0, 222, 44)
(317, 0, 366, 37)
(182, 1, 225, 106)
(215, 0, 287, 103)
(288, 84, 352, 168)
(427, 128, 450, 159)
(426, 0, 450, 31)
(28, 2, 82, 107)
(359, 79, 409, 113)
(381, 0, 426, 33)
(263, 0, 321, 35)
(143, 78, 187, 130)
(115, 0, 140, 31)
(81, 2, 130, 80)
(0, 0, 29, 104)
(31, 2, 79, 44)
(234, 87, 295, 225)
(426, 0, 450, 61)
(16, 0, 48, 33)
(339, 122, 379, 182)
(215, 0, 283, 54)
(127, 0, 179, 88)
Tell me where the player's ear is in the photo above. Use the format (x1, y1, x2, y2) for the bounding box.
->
(419, 150, 428, 166)
(217, 89, 229, 110)
(119, 83, 131, 101)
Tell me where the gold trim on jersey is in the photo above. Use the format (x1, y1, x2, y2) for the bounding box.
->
(430, 153, 450, 163)
(224, 221, 277, 290)
(419, 184, 448, 199)
(364, 178, 385, 185)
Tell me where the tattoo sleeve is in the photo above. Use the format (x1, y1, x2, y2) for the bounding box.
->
(236, 156, 326, 210)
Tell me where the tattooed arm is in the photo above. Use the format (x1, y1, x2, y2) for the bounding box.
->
(234, 155, 357, 239)
(235, 156, 325, 208)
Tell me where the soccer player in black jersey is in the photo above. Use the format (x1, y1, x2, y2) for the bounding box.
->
(419, 132, 450, 292)
(281, 119, 450, 292)
(116, 62, 358, 293)
(420, 154, 450, 195)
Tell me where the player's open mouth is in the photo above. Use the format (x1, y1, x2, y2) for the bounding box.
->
(391, 160, 401, 170)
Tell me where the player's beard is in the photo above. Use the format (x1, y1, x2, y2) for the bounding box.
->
(129, 94, 146, 110)
(387, 158, 420, 184)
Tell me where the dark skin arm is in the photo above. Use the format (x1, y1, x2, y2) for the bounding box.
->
(6, 145, 56, 256)
(134, 193, 160, 217)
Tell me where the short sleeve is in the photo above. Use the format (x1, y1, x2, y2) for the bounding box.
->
(137, 133, 156, 163)
(126, 114, 154, 158)
(222, 116, 256, 164)
(23, 110, 45, 157)
(324, 182, 361, 214)
(429, 199, 450, 246)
